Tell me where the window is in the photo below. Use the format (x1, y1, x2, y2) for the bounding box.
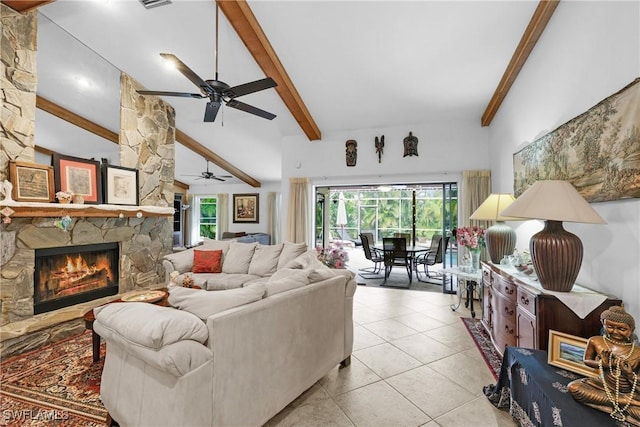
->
(197, 196, 217, 239)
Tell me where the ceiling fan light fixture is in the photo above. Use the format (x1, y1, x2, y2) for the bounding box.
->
(139, 0, 172, 9)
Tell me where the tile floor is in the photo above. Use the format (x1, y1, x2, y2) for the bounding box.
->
(265, 281, 516, 426)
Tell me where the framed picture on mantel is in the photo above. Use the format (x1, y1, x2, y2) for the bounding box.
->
(53, 153, 102, 204)
(9, 161, 55, 202)
(103, 164, 139, 206)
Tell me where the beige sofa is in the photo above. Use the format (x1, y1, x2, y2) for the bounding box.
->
(94, 250, 356, 427)
(162, 240, 309, 290)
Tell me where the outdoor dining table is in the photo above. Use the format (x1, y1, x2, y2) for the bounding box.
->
(374, 245, 431, 286)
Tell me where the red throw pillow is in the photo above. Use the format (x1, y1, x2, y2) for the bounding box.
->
(192, 250, 222, 273)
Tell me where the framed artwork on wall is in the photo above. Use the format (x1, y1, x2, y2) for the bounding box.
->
(8, 161, 55, 202)
(547, 330, 598, 377)
(233, 193, 259, 223)
(103, 164, 139, 206)
(52, 153, 102, 204)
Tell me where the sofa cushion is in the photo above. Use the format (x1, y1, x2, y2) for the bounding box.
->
(222, 242, 258, 274)
(164, 250, 194, 274)
(201, 239, 232, 253)
(205, 274, 262, 290)
(192, 249, 223, 273)
(248, 243, 283, 277)
(94, 302, 208, 350)
(265, 268, 309, 297)
(168, 282, 266, 320)
(283, 250, 320, 269)
(277, 242, 308, 270)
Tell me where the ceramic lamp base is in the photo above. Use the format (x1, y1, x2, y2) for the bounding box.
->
(530, 220, 582, 292)
(485, 221, 516, 263)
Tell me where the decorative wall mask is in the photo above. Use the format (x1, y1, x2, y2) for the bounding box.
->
(345, 140, 357, 167)
(375, 135, 384, 163)
(403, 132, 418, 157)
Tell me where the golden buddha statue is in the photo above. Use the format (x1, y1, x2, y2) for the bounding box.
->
(568, 306, 640, 426)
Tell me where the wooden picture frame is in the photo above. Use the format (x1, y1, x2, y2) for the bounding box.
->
(53, 153, 102, 204)
(8, 161, 55, 202)
(548, 330, 598, 377)
(233, 193, 259, 223)
(103, 164, 139, 206)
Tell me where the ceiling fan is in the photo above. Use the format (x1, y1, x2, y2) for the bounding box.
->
(137, 4, 277, 123)
(183, 160, 233, 181)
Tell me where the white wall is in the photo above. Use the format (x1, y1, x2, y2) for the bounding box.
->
(189, 181, 280, 235)
(487, 1, 640, 320)
(280, 120, 490, 242)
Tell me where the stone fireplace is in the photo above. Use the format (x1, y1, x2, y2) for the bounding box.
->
(34, 242, 119, 314)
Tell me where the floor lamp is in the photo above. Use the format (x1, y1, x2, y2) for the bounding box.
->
(469, 194, 519, 263)
(501, 180, 606, 292)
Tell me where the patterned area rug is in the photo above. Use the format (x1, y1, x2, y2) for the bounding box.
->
(0, 331, 107, 426)
(461, 317, 502, 380)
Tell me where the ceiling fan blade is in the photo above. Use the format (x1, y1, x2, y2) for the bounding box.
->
(212, 177, 226, 182)
(160, 53, 213, 93)
(226, 100, 276, 120)
(225, 77, 277, 98)
(204, 101, 221, 122)
(137, 90, 205, 99)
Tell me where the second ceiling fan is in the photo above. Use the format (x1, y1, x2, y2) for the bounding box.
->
(137, 3, 277, 123)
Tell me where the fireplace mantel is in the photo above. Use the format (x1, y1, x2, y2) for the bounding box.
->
(0, 202, 173, 218)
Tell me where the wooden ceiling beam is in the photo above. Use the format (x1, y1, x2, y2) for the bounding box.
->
(481, 0, 560, 127)
(175, 129, 260, 188)
(218, 0, 321, 141)
(2, 0, 53, 12)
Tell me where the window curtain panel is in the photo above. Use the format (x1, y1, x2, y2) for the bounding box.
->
(267, 191, 280, 244)
(462, 170, 491, 260)
(216, 193, 229, 239)
(286, 178, 309, 244)
(186, 194, 198, 246)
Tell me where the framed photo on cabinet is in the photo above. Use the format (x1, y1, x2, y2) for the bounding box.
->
(547, 330, 597, 377)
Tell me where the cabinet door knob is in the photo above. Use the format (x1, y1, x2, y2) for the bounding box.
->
(504, 307, 514, 316)
(520, 296, 530, 305)
(504, 286, 514, 295)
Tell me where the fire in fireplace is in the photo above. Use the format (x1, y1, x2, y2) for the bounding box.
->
(34, 243, 119, 314)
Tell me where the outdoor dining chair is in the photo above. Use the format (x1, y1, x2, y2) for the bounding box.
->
(382, 237, 412, 284)
(358, 233, 383, 278)
(415, 234, 449, 279)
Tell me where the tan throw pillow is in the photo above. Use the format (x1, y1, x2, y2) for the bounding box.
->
(248, 243, 284, 276)
(222, 242, 258, 274)
(277, 242, 308, 270)
(164, 250, 194, 273)
(168, 283, 266, 320)
(265, 268, 309, 297)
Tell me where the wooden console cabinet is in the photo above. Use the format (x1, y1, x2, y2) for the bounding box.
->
(481, 262, 621, 355)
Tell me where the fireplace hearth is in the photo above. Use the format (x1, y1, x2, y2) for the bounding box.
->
(34, 243, 119, 314)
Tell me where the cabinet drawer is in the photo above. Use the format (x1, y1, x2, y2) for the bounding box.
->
(493, 313, 517, 351)
(517, 287, 536, 316)
(494, 291, 516, 322)
(493, 274, 516, 302)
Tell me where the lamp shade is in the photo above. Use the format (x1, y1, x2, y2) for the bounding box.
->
(500, 180, 606, 292)
(470, 194, 519, 263)
(500, 181, 606, 224)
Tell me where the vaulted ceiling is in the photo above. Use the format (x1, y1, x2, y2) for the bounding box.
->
(3, 0, 558, 188)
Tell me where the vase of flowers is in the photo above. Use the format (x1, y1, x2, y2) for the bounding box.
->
(456, 226, 487, 272)
(316, 242, 349, 269)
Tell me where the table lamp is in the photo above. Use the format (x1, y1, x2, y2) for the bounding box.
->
(500, 180, 606, 292)
(469, 193, 519, 263)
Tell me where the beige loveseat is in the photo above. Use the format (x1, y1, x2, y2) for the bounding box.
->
(162, 240, 309, 290)
(94, 249, 356, 427)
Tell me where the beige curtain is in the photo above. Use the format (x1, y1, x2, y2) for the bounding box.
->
(267, 192, 280, 244)
(462, 170, 491, 260)
(186, 194, 198, 246)
(216, 193, 229, 239)
(286, 178, 309, 243)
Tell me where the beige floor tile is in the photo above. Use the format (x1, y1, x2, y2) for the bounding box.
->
(353, 324, 386, 351)
(267, 393, 355, 427)
(423, 323, 475, 352)
(421, 306, 469, 325)
(390, 333, 458, 364)
(362, 318, 420, 341)
(428, 353, 497, 397)
(352, 307, 390, 324)
(334, 381, 431, 427)
(319, 358, 381, 397)
(354, 343, 422, 379)
(367, 302, 417, 318)
(386, 365, 477, 419)
(434, 396, 516, 427)
(393, 312, 449, 332)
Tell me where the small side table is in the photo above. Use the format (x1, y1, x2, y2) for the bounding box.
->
(442, 267, 482, 318)
(83, 289, 169, 362)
